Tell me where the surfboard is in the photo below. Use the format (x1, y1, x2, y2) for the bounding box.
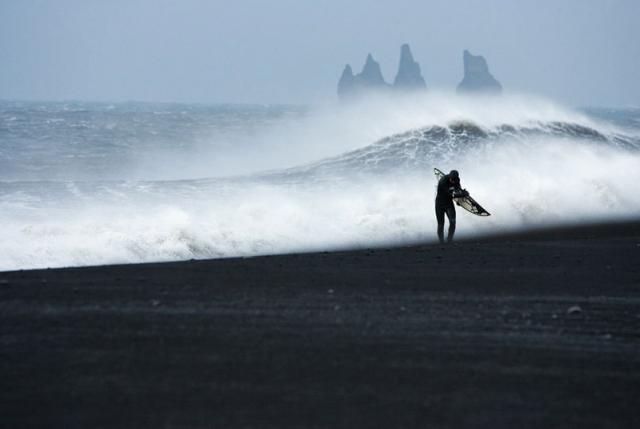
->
(434, 168, 491, 217)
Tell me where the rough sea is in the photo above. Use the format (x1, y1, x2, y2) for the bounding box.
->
(1, 95, 639, 270)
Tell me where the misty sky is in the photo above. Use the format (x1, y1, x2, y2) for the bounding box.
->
(1, 0, 639, 106)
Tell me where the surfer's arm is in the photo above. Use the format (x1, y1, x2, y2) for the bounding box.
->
(450, 185, 469, 198)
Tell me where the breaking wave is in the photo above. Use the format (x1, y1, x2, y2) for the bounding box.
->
(1, 95, 640, 270)
(275, 118, 639, 179)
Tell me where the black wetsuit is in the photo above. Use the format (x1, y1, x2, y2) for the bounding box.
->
(435, 175, 464, 243)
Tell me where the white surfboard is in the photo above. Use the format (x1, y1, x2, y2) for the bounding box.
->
(434, 168, 490, 217)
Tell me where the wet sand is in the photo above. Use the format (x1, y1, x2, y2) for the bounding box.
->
(2, 221, 640, 428)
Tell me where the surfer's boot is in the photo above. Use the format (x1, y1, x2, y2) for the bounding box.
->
(437, 224, 445, 244)
(447, 223, 456, 243)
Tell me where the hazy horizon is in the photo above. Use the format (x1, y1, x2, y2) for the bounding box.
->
(1, 0, 639, 107)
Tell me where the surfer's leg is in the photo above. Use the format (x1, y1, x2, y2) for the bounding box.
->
(435, 203, 445, 244)
(446, 205, 456, 243)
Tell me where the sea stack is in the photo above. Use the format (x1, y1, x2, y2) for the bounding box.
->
(338, 46, 429, 99)
(393, 44, 426, 91)
(360, 54, 387, 88)
(337, 54, 389, 99)
(456, 50, 502, 94)
(337, 65, 355, 99)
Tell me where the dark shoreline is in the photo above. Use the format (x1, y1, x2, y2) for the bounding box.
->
(2, 220, 640, 428)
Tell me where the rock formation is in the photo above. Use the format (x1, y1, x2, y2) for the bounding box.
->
(338, 54, 389, 99)
(393, 44, 426, 90)
(360, 54, 387, 88)
(338, 45, 429, 99)
(337, 65, 355, 98)
(456, 50, 502, 94)
(338, 45, 505, 99)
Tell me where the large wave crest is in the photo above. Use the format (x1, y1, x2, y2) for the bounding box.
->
(1, 95, 639, 270)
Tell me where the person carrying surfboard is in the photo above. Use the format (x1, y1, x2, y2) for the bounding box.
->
(435, 170, 469, 244)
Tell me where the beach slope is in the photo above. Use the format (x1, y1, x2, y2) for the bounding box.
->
(2, 221, 640, 428)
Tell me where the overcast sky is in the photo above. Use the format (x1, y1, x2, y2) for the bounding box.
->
(1, 0, 638, 106)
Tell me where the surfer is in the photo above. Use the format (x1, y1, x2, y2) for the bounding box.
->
(435, 170, 468, 243)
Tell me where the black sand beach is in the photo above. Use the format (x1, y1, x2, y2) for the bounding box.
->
(2, 221, 640, 428)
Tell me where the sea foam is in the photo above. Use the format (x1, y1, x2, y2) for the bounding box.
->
(1, 95, 639, 270)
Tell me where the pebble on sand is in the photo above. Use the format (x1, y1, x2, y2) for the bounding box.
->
(567, 305, 583, 315)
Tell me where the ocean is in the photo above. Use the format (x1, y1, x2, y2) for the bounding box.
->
(1, 95, 639, 271)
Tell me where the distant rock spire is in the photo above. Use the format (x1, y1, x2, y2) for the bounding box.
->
(337, 53, 389, 99)
(456, 50, 502, 94)
(393, 44, 426, 90)
(360, 54, 387, 87)
(337, 64, 355, 99)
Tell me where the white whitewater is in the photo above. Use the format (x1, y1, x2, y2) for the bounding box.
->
(1, 95, 639, 270)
